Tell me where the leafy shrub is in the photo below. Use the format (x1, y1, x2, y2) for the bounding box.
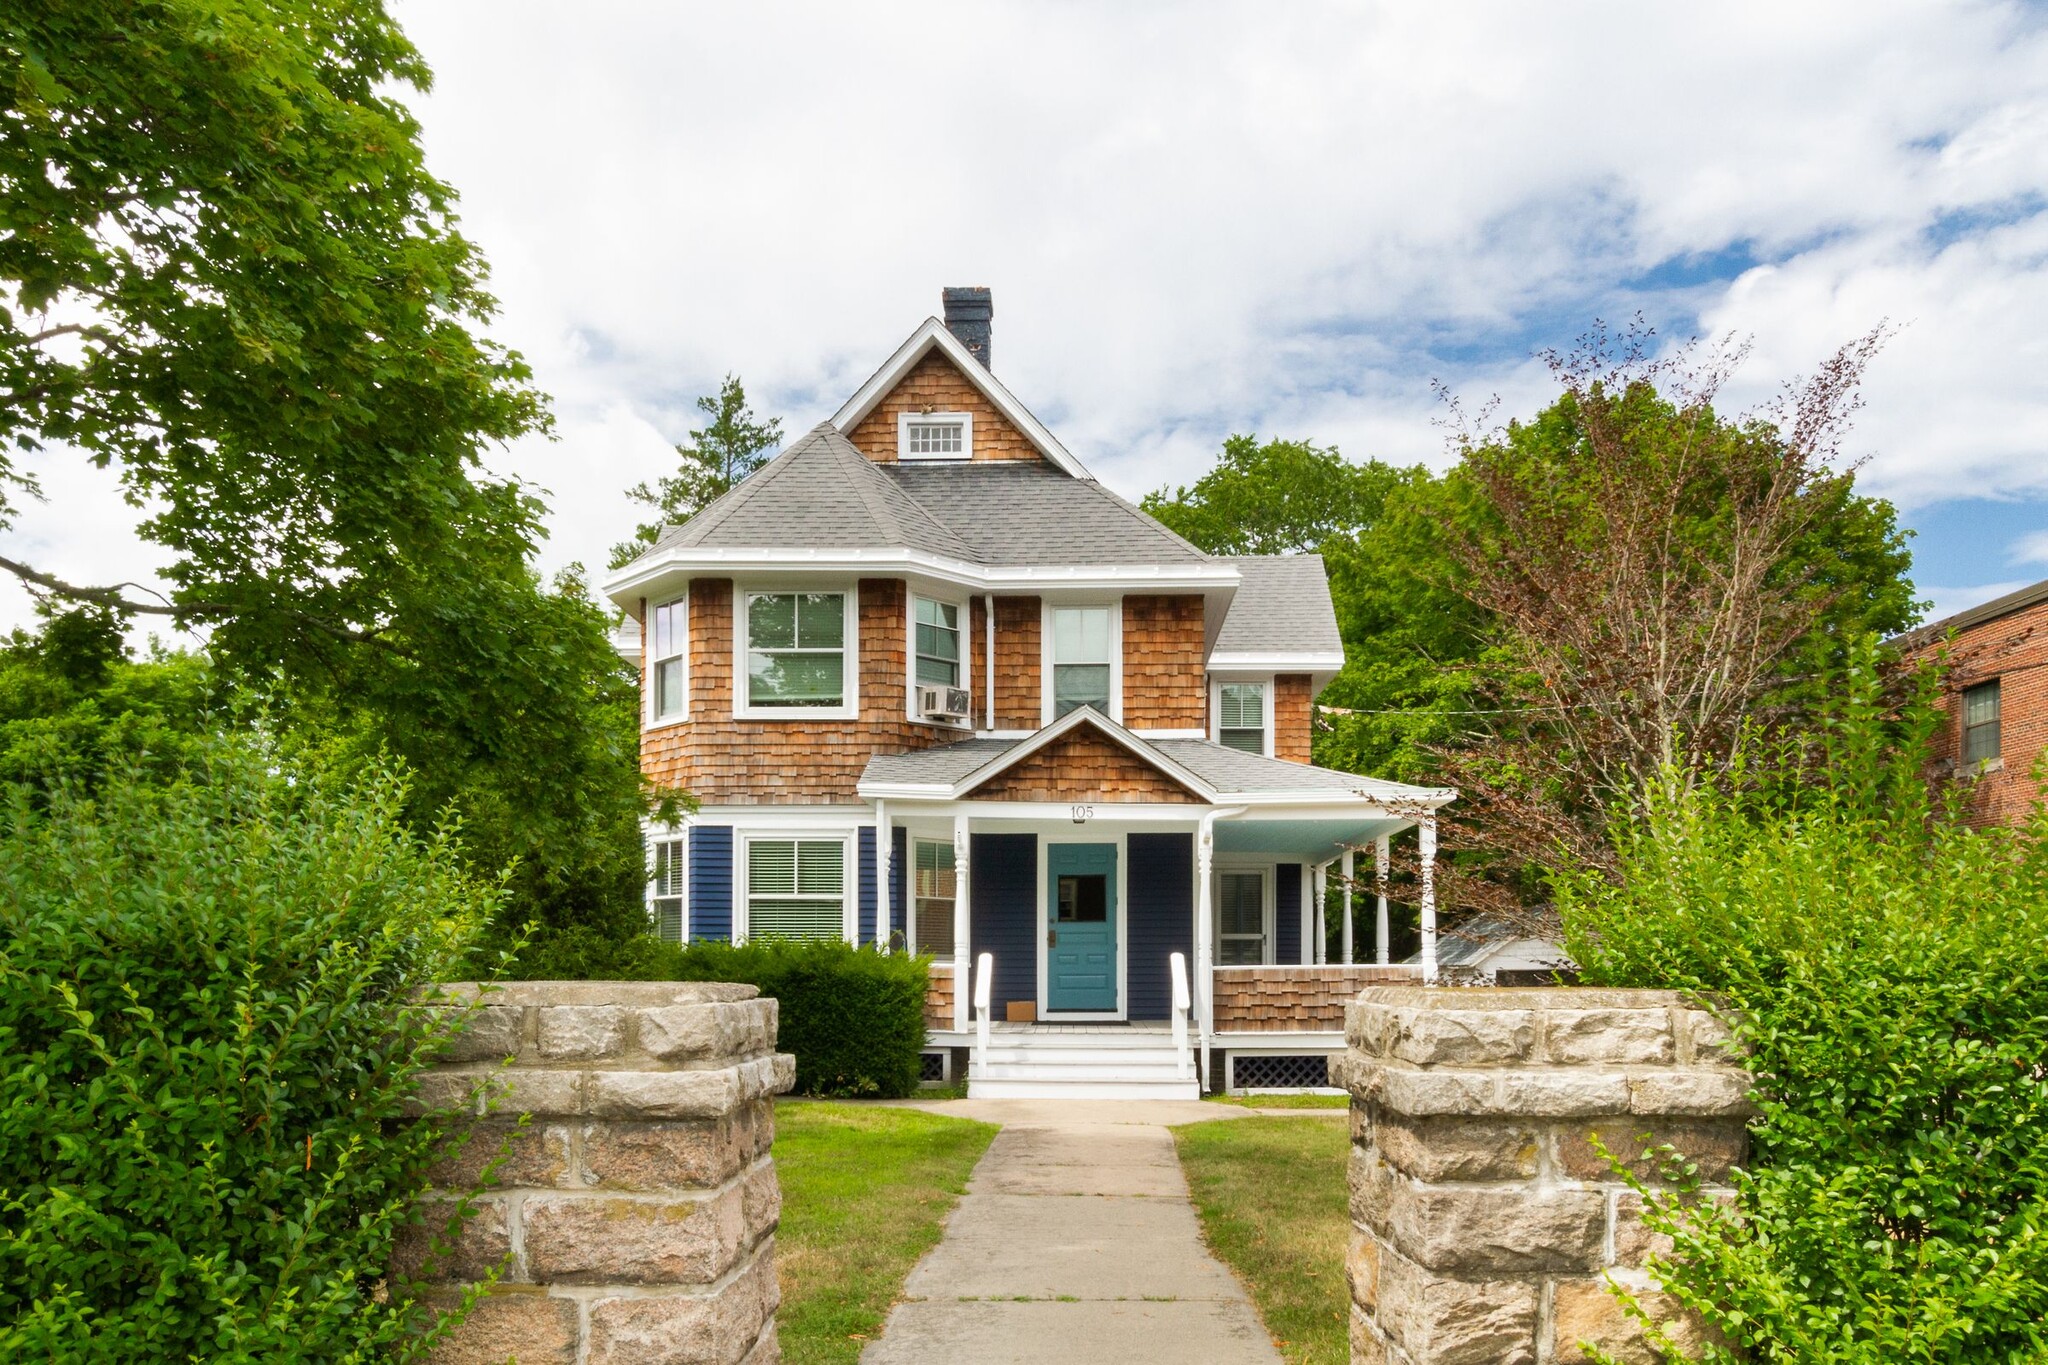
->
(513, 931, 930, 1098)
(0, 743, 502, 1361)
(1558, 663, 2048, 1363)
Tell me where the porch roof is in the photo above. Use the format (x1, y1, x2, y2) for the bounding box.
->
(856, 708, 1454, 812)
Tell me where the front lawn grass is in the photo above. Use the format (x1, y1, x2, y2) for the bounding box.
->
(773, 1101, 997, 1365)
(1203, 1091, 1349, 1110)
(1173, 1115, 1352, 1365)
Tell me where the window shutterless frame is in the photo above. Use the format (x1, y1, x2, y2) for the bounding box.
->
(911, 836, 956, 954)
(1212, 678, 1271, 755)
(648, 831, 687, 942)
(907, 594, 972, 726)
(1042, 602, 1120, 723)
(1962, 678, 2001, 766)
(648, 595, 687, 723)
(1212, 862, 1275, 965)
(735, 830, 856, 943)
(896, 410, 974, 460)
(734, 587, 859, 719)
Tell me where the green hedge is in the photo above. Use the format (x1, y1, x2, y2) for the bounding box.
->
(0, 744, 499, 1361)
(513, 929, 931, 1099)
(1558, 660, 2048, 1363)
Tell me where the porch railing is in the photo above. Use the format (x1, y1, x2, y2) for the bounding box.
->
(1169, 951, 1192, 1079)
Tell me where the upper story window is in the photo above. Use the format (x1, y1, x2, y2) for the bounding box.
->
(1051, 606, 1113, 718)
(743, 591, 850, 713)
(1218, 682, 1267, 754)
(898, 411, 973, 461)
(915, 598, 962, 686)
(744, 836, 846, 941)
(650, 596, 686, 722)
(1963, 679, 2001, 765)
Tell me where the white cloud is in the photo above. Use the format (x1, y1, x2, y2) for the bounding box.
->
(2011, 529, 2048, 566)
(6, 0, 2048, 628)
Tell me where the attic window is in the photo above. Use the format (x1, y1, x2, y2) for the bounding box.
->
(898, 411, 972, 460)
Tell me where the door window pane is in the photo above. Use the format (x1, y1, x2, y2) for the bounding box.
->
(1057, 874, 1108, 922)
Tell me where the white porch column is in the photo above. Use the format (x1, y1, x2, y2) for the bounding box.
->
(1419, 814, 1439, 985)
(1375, 835, 1391, 966)
(874, 801, 891, 953)
(1312, 862, 1328, 965)
(1341, 848, 1355, 964)
(952, 812, 971, 1030)
(1195, 812, 1217, 1080)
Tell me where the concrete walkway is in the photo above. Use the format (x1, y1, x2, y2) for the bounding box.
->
(859, 1102, 1283, 1365)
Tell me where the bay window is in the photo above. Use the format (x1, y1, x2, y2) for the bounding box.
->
(915, 598, 962, 686)
(649, 596, 686, 721)
(744, 591, 850, 713)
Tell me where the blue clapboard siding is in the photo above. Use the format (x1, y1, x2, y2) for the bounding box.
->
(1127, 833, 1194, 1021)
(970, 833, 1037, 1011)
(689, 825, 733, 943)
(858, 826, 878, 945)
(891, 825, 908, 944)
(1275, 862, 1303, 964)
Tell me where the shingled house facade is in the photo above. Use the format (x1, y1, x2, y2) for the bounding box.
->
(605, 291, 1453, 1097)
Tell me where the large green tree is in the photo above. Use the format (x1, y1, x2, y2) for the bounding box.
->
(1, 1, 650, 937)
(611, 374, 783, 568)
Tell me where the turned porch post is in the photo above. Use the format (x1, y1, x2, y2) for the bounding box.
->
(952, 811, 971, 1030)
(1374, 834, 1390, 966)
(1419, 813, 1439, 984)
(1313, 861, 1328, 965)
(1340, 848, 1355, 964)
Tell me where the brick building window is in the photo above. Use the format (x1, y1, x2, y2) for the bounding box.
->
(1963, 679, 2001, 765)
(1050, 606, 1114, 718)
(649, 596, 686, 721)
(744, 591, 849, 711)
(744, 837, 846, 941)
(913, 837, 955, 954)
(1218, 682, 1268, 754)
(898, 412, 972, 460)
(649, 835, 685, 941)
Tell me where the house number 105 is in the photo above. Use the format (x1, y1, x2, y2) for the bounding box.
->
(1070, 804, 1095, 823)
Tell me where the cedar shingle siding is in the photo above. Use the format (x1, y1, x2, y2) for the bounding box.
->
(1121, 595, 1206, 730)
(1275, 673, 1314, 763)
(846, 350, 1040, 463)
(993, 595, 1041, 728)
(967, 727, 1202, 803)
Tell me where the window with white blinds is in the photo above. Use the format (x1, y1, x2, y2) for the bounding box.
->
(1218, 682, 1267, 754)
(745, 838, 846, 941)
(913, 837, 955, 954)
(650, 835, 686, 941)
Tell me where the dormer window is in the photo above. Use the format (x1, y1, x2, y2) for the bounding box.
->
(898, 411, 973, 461)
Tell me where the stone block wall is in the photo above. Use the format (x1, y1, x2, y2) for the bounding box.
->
(400, 981, 796, 1365)
(1339, 987, 1750, 1365)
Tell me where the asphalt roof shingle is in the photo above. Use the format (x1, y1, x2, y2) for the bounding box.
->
(1211, 555, 1344, 657)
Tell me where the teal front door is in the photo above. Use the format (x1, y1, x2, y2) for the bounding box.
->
(1047, 842, 1117, 1013)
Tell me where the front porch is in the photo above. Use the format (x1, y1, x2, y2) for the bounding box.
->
(863, 709, 1454, 1097)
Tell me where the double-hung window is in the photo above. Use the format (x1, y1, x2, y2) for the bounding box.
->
(1963, 679, 2001, 765)
(745, 592, 848, 712)
(1050, 606, 1114, 718)
(649, 835, 686, 941)
(649, 597, 686, 721)
(915, 599, 962, 687)
(745, 838, 845, 941)
(1218, 682, 1267, 754)
(1217, 870, 1267, 965)
(913, 837, 956, 954)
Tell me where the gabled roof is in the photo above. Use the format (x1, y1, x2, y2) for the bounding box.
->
(632, 424, 977, 562)
(830, 318, 1094, 480)
(857, 707, 1455, 808)
(1209, 554, 1346, 668)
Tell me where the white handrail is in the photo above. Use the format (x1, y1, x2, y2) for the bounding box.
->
(1169, 951, 1192, 1080)
(972, 951, 993, 1077)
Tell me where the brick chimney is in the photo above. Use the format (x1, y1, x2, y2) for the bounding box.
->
(942, 287, 993, 370)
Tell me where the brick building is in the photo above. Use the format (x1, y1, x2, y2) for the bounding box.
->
(1894, 577, 2048, 824)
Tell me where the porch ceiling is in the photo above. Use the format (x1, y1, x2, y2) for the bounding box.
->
(1213, 815, 1409, 859)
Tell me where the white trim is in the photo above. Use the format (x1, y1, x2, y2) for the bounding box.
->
(1041, 599, 1122, 727)
(1212, 857, 1277, 967)
(1133, 727, 1208, 739)
(896, 410, 974, 461)
(604, 544, 1240, 606)
(1035, 831, 1130, 1022)
(1209, 675, 1275, 757)
(982, 594, 996, 730)
(1207, 649, 1347, 670)
(907, 591, 973, 730)
(733, 825, 859, 944)
(830, 318, 1094, 479)
(646, 591, 689, 725)
(733, 583, 859, 721)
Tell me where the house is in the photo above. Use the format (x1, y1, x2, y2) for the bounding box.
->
(603, 289, 1455, 1097)
(1893, 576, 2048, 824)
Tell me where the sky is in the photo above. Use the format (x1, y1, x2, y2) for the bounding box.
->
(9, 0, 2048, 639)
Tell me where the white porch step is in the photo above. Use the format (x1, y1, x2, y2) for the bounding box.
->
(978, 1062, 1190, 1081)
(964, 1025, 1198, 1100)
(979, 1046, 1183, 1066)
(967, 1077, 1201, 1101)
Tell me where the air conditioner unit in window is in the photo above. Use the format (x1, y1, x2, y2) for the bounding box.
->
(917, 684, 972, 723)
